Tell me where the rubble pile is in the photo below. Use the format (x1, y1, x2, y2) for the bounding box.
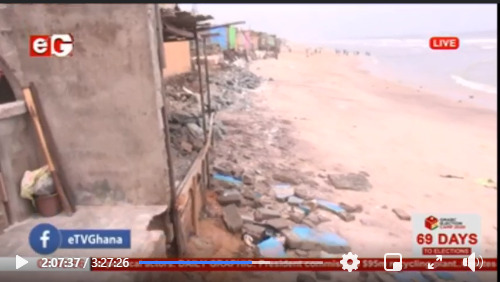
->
(165, 65, 263, 182)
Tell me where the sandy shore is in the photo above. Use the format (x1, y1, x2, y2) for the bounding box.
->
(247, 48, 497, 258)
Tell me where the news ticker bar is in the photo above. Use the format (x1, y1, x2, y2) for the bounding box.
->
(0, 257, 497, 272)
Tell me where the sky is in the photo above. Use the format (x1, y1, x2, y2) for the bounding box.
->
(179, 4, 497, 42)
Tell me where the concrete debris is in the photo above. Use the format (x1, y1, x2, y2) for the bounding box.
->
(242, 223, 266, 243)
(392, 208, 411, 221)
(297, 273, 317, 282)
(265, 218, 292, 230)
(283, 225, 350, 254)
(217, 190, 242, 206)
(339, 202, 363, 213)
(295, 187, 314, 200)
(272, 172, 301, 185)
(273, 184, 295, 202)
(213, 162, 233, 176)
(257, 237, 286, 258)
(317, 200, 355, 222)
(222, 204, 243, 233)
(288, 196, 304, 206)
(213, 173, 243, 186)
(180, 141, 193, 153)
(186, 123, 204, 139)
(242, 173, 254, 185)
(254, 207, 281, 221)
(288, 207, 306, 223)
(327, 172, 372, 191)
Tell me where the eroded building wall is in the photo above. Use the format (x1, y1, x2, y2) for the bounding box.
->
(0, 4, 170, 205)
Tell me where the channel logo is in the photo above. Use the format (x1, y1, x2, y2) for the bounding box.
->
(28, 223, 61, 255)
(425, 216, 439, 231)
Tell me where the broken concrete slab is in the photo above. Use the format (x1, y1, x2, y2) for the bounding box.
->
(186, 123, 204, 139)
(265, 218, 292, 230)
(273, 184, 295, 202)
(327, 172, 372, 191)
(217, 190, 242, 206)
(317, 200, 355, 222)
(295, 187, 314, 200)
(254, 207, 282, 221)
(283, 225, 351, 254)
(272, 172, 301, 185)
(288, 196, 304, 206)
(213, 173, 243, 186)
(242, 223, 266, 240)
(180, 141, 193, 153)
(289, 207, 306, 223)
(242, 173, 254, 185)
(222, 204, 243, 233)
(257, 237, 286, 258)
(213, 162, 233, 176)
(339, 202, 363, 213)
(297, 273, 317, 282)
(392, 209, 411, 221)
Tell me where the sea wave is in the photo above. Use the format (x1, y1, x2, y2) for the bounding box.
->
(451, 74, 497, 95)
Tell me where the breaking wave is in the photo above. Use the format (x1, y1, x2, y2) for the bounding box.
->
(451, 74, 497, 95)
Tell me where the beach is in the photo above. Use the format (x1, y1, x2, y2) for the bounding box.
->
(247, 46, 497, 257)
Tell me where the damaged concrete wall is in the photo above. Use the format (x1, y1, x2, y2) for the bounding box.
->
(1, 4, 170, 205)
(163, 41, 192, 77)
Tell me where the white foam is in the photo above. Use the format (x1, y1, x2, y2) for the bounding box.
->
(451, 74, 497, 95)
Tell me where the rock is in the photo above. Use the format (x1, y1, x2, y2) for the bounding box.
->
(242, 173, 254, 185)
(213, 162, 233, 176)
(283, 225, 350, 254)
(217, 190, 242, 206)
(327, 172, 372, 191)
(288, 196, 304, 206)
(265, 218, 292, 230)
(339, 202, 363, 213)
(180, 141, 193, 153)
(289, 207, 306, 223)
(222, 204, 243, 233)
(392, 208, 411, 221)
(302, 219, 316, 227)
(186, 123, 204, 139)
(317, 200, 356, 222)
(305, 213, 323, 225)
(242, 223, 266, 239)
(295, 187, 314, 200)
(273, 172, 301, 185)
(254, 207, 281, 221)
(315, 272, 332, 280)
(273, 184, 295, 202)
(297, 273, 316, 282)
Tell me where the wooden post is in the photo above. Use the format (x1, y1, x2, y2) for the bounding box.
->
(22, 88, 73, 215)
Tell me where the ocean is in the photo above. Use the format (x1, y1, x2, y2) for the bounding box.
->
(326, 31, 497, 111)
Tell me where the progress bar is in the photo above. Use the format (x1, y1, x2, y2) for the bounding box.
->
(138, 260, 324, 265)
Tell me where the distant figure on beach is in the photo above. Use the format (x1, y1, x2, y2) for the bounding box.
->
(354, 51, 360, 56)
(335, 49, 341, 55)
(343, 50, 349, 56)
(365, 51, 371, 56)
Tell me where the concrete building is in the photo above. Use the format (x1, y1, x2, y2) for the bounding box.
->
(0, 4, 170, 226)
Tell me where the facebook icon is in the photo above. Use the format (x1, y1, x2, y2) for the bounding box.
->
(29, 223, 61, 255)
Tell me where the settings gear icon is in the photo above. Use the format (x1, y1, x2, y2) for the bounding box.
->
(340, 252, 360, 272)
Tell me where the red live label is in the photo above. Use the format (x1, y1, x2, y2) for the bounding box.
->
(429, 37, 460, 50)
(29, 34, 74, 57)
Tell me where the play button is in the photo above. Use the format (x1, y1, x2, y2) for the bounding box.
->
(16, 255, 28, 270)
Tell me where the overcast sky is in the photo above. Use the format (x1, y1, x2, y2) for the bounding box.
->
(179, 4, 497, 42)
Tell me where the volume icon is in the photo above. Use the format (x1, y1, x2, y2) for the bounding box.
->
(462, 252, 483, 272)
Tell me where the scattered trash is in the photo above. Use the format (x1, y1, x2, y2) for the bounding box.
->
(20, 165, 55, 204)
(392, 208, 411, 221)
(317, 200, 355, 222)
(257, 237, 286, 257)
(242, 223, 267, 247)
(440, 174, 464, 179)
(213, 173, 243, 186)
(476, 178, 497, 189)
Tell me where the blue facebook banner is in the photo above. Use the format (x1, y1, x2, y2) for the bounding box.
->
(29, 223, 131, 254)
(60, 229, 131, 249)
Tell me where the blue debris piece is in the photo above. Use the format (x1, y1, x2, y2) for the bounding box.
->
(298, 204, 312, 215)
(435, 272, 455, 280)
(317, 200, 345, 213)
(257, 237, 286, 258)
(286, 225, 349, 253)
(213, 173, 243, 186)
(393, 272, 431, 282)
